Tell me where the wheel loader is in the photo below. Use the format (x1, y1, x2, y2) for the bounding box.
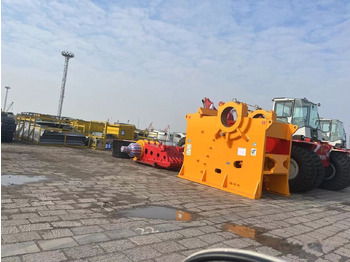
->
(272, 98, 350, 192)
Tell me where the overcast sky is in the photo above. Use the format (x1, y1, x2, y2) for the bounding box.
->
(2, 0, 350, 137)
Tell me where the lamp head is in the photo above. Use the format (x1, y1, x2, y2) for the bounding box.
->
(61, 51, 74, 58)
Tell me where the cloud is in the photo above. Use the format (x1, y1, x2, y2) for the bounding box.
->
(2, 0, 350, 138)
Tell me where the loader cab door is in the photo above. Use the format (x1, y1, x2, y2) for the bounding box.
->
(330, 120, 346, 148)
(274, 101, 293, 124)
(319, 120, 331, 141)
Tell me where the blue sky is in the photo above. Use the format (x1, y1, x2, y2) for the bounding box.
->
(2, 0, 350, 137)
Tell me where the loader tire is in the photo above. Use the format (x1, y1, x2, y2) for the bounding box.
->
(177, 137, 186, 147)
(289, 145, 317, 193)
(320, 152, 350, 191)
(312, 153, 326, 188)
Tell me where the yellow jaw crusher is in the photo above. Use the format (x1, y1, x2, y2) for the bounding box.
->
(178, 100, 297, 199)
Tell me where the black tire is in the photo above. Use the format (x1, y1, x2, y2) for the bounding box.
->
(320, 152, 350, 191)
(1, 134, 14, 142)
(289, 145, 318, 193)
(2, 113, 16, 143)
(177, 137, 186, 147)
(312, 152, 326, 188)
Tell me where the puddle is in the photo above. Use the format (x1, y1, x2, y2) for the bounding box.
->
(120, 205, 196, 221)
(223, 224, 317, 259)
(2, 175, 47, 186)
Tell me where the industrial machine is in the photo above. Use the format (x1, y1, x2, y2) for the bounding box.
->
(120, 140, 184, 170)
(15, 113, 135, 149)
(193, 97, 350, 194)
(16, 113, 88, 146)
(272, 98, 350, 191)
(71, 119, 135, 149)
(178, 100, 297, 199)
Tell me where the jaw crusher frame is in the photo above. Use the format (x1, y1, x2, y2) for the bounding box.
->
(178, 101, 297, 199)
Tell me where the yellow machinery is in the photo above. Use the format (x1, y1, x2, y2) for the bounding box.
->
(16, 113, 87, 147)
(70, 119, 135, 149)
(178, 101, 297, 199)
(16, 113, 135, 149)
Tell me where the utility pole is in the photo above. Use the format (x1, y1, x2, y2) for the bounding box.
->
(57, 51, 74, 119)
(3, 86, 11, 111)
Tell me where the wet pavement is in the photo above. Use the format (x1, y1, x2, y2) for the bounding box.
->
(2, 174, 48, 186)
(1, 142, 350, 262)
(119, 206, 196, 221)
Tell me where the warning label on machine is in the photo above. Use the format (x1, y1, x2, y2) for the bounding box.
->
(186, 144, 192, 155)
(251, 148, 257, 156)
(237, 147, 246, 156)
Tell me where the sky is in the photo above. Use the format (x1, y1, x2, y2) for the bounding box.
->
(2, 0, 350, 138)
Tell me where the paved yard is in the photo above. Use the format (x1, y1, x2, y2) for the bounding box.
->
(1, 142, 350, 262)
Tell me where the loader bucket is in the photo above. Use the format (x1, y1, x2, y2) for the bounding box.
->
(178, 101, 297, 199)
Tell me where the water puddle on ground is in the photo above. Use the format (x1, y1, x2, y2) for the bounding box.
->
(223, 224, 313, 258)
(120, 205, 196, 221)
(1, 174, 47, 186)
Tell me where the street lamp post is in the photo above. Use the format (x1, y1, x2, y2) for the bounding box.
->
(3, 86, 11, 112)
(57, 51, 74, 119)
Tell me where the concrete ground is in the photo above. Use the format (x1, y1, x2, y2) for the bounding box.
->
(1, 142, 350, 262)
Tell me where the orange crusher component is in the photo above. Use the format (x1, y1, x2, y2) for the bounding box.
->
(178, 101, 297, 199)
(121, 140, 184, 170)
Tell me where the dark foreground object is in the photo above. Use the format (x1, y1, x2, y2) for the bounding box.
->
(1, 112, 16, 142)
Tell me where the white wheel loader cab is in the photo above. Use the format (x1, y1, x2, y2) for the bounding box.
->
(319, 118, 347, 148)
(272, 97, 322, 141)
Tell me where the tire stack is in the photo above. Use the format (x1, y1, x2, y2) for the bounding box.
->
(1, 112, 16, 143)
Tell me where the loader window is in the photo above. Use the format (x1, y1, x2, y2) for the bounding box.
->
(320, 121, 331, 133)
(330, 121, 346, 142)
(291, 100, 320, 129)
(309, 105, 320, 129)
(320, 120, 331, 141)
(292, 106, 308, 127)
(275, 102, 292, 117)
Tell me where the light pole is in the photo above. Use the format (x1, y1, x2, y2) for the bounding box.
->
(3, 86, 11, 112)
(57, 51, 74, 119)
